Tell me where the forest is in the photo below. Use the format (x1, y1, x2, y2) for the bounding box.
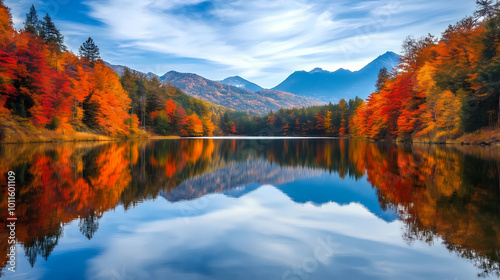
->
(0, 1, 500, 143)
(337, 1, 500, 142)
(218, 97, 364, 136)
(349, 1, 500, 143)
(0, 2, 227, 140)
(224, 1, 500, 142)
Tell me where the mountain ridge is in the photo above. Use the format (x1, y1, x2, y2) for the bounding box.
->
(272, 51, 401, 102)
(158, 71, 323, 115)
(105, 51, 400, 113)
(104, 64, 322, 115)
(158, 160, 397, 223)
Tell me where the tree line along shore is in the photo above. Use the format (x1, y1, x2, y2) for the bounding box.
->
(0, 2, 499, 146)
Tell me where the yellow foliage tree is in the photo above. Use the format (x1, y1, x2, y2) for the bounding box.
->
(435, 90, 461, 138)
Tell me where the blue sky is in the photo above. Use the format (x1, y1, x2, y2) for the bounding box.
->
(6, 0, 477, 88)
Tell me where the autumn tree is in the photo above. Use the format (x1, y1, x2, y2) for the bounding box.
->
(435, 90, 462, 137)
(0, 3, 143, 138)
(15, 35, 53, 126)
(415, 64, 438, 136)
(88, 62, 131, 135)
(184, 114, 203, 136)
(70, 65, 93, 129)
(324, 111, 333, 136)
(202, 115, 215, 136)
(164, 100, 178, 125)
(177, 106, 188, 135)
(0, 1, 16, 109)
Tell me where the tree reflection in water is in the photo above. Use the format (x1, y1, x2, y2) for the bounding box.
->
(0, 139, 499, 277)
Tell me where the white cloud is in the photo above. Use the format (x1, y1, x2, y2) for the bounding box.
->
(78, 185, 482, 280)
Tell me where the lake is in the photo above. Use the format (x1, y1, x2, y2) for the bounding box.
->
(0, 138, 499, 279)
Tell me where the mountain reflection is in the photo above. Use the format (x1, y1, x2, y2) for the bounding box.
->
(0, 139, 499, 277)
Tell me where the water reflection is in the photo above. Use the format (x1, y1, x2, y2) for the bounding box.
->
(0, 139, 499, 278)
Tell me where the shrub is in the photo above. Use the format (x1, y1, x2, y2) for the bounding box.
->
(47, 117, 61, 131)
(154, 112, 170, 135)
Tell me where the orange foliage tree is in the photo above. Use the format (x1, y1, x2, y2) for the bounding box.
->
(0, 3, 134, 136)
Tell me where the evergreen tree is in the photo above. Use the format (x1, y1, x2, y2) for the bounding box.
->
(79, 211, 100, 240)
(375, 67, 390, 93)
(82, 93, 99, 129)
(24, 5, 40, 35)
(475, 0, 500, 19)
(79, 37, 100, 65)
(220, 111, 230, 133)
(40, 14, 66, 52)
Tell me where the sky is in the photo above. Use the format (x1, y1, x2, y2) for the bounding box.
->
(6, 0, 477, 88)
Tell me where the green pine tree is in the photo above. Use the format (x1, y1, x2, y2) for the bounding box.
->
(24, 5, 40, 35)
(79, 37, 101, 65)
(375, 67, 390, 94)
(40, 14, 66, 52)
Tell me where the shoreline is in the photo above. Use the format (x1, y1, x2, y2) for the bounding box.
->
(1, 133, 499, 147)
(0, 134, 182, 145)
(1, 120, 498, 146)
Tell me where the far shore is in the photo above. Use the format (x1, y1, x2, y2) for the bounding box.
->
(1, 131, 499, 147)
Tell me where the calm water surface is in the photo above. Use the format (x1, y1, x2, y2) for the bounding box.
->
(0, 139, 499, 279)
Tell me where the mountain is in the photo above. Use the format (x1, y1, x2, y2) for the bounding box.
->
(160, 159, 324, 202)
(272, 51, 401, 102)
(104, 63, 323, 115)
(158, 160, 397, 222)
(159, 71, 323, 115)
(104, 62, 127, 76)
(275, 176, 398, 222)
(220, 76, 263, 92)
(104, 62, 158, 80)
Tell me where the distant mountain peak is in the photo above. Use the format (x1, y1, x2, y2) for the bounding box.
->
(381, 51, 399, 57)
(377, 51, 400, 62)
(272, 51, 401, 102)
(165, 70, 181, 76)
(361, 51, 400, 73)
(104, 61, 160, 80)
(220, 75, 264, 92)
(334, 68, 352, 73)
(310, 67, 329, 74)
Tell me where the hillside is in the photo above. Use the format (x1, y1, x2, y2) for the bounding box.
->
(273, 51, 400, 102)
(105, 62, 158, 80)
(160, 71, 323, 115)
